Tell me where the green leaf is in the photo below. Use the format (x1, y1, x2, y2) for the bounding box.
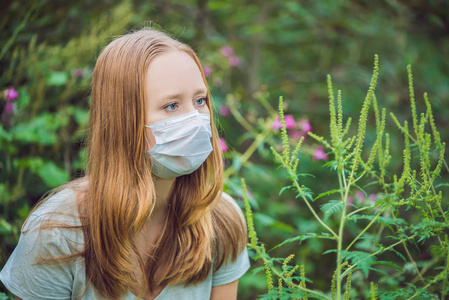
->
(348, 214, 405, 231)
(313, 189, 341, 201)
(17, 87, 30, 109)
(0, 219, 14, 235)
(435, 183, 449, 189)
(37, 161, 69, 187)
(279, 185, 293, 196)
(12, 113, 59, 145)
(0, 125, 12, 147)
(271, 232, 334, 250)
(341, 250, 377, 278)
(18, 203, 31, 220)
(320, 200, 343, 221)
(231, 154, 242, 173)
(47, 71, 68, 86)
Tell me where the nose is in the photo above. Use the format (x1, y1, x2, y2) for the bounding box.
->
(186, 102, 197, 113)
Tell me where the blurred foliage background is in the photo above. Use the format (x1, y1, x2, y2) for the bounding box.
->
(1, 0, 448, 298)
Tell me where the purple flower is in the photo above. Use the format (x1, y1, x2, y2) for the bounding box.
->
(1, 101, 14, 126)
(4, 101, 14, 115)
(73, 69, 84, 78)
(369, 194, 377, 200)
(203, 66, 212, 78)
(218, 105, 230, 116)
(219, 138, 228, 152)
(221, 46, 234, 57)
(6, 87, 18, 101)
(228, 56, 240, 67)
(272, 115, 295, 130)
(298, 119, 312, 133)
(313, 146, 328, 161)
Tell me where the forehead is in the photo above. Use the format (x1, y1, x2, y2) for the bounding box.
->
(146, 51, 207, 101)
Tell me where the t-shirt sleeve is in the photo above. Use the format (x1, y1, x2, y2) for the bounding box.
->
(0, 215, 75, 299)
(212, 246, 250, 287)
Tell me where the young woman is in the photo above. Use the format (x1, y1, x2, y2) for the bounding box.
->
(0, 28, 249, 299)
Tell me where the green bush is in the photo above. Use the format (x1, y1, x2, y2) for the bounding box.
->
(240, 57, 448, 299)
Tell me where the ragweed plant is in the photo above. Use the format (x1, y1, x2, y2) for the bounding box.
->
(242, 55, 449, 299)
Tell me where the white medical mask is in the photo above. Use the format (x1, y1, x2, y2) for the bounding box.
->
(145, 110, 213, 179)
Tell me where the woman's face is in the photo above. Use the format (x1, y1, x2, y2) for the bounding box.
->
(145, 51, 210, 150)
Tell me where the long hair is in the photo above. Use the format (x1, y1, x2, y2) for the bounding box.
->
(25, 28, 246, 299)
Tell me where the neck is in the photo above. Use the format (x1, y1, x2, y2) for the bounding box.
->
(150, 176, 175, 220)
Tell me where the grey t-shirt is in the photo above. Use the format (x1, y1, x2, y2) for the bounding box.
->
(0, 189, 250, 299)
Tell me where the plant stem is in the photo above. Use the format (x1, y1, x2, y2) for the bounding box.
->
(345, 208, 385, 252)
(227, 94, 257, 134)
(270, 266, 332, 300)
(223, 122, 271, 179)
(292, 177, 338, 238)
(341, 234, 417, 278)
(336, 169, 349, 299)
(345, 205, 375, 219)
(407, 269, 447, 300)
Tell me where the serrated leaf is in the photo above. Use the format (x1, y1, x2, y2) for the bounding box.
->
(320, 200, 343, 221)
(314, 189, 341, 201)
(271, 233, 322, 250)
(279, 185, 293, 196)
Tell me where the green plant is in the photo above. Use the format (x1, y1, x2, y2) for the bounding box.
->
(242, 56, 449, 299)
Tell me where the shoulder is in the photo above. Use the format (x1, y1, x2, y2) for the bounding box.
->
(219, 192, 244, 215)
(21, 188, 83, 255)
(220, 192, 241, 211)
(24, 188, 80, 232)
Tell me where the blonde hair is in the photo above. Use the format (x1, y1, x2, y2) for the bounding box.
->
(25, 28, 246, 299)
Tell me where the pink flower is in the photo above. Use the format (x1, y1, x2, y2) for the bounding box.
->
(298, 119, 312, 133)
(203, 66, 212, 78)
(221, 46, 234, 57)
(284, 115, 295, 129)
(272, 115, 295, 130)
(73, 69, 84, 78)
(369, 194, 378, 206)
(219, 138, 228, 152)
(6, 87, 18, 101)
(313, 146, 328, 160)
(1, 101, 14, 126)
(288, 130, 304, 140)
(228, 56, 240, 67)
(355, 191, 365, 203)
(218, 105, 230, 116)
(272, 117, 282, 130)
(346, 196, 354, 207)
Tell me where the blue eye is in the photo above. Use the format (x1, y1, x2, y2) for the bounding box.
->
(164, 102, 178, 111)
(195, 97, 207, 106)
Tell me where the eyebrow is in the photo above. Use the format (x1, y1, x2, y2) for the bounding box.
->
(159, 88, 208, 102)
